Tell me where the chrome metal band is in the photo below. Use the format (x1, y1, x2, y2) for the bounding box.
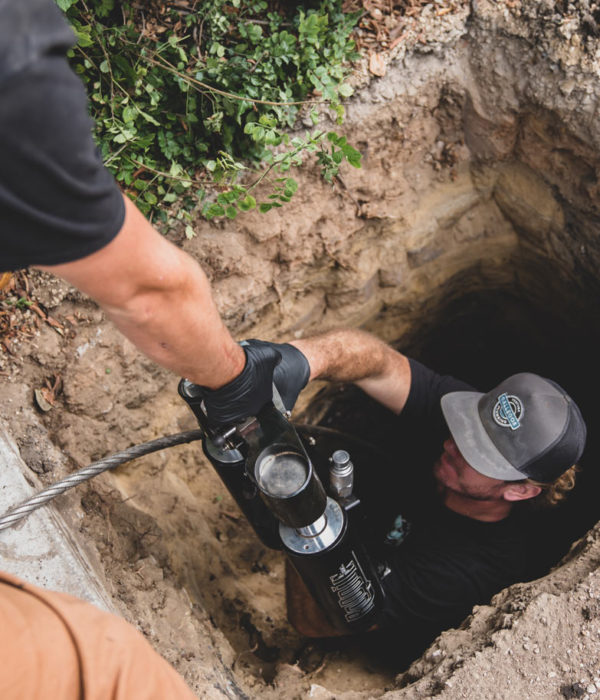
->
(279, 497, 345, 554)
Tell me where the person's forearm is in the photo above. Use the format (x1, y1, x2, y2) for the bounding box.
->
(38, 195, 245, 389)
(99, 252, 245, 388)
(291, 329, 411, 413)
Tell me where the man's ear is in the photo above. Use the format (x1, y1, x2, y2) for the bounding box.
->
(503, 482, 542, 502)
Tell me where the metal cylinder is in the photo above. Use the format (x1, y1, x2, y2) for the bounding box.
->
(281, 497, 383, 633)
(202, 437, 281, 549)
(254, 443, 327, 529)
(329, 449, 354, 500)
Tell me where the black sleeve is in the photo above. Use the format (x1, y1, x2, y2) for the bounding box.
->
(387, 359, 476, 483)
(0, 54, 125, 270)
(404, 358, 475, 421)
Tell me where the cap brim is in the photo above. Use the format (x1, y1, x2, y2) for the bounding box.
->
(440, 391, 526, 481)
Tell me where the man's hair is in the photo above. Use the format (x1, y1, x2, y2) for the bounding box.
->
(521, 464, 579, 508)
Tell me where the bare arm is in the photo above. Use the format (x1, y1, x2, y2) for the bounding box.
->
(37, 194, 245, 389)
(290, 328, 411, 414)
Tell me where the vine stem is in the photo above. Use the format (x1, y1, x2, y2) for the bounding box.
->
(143, 52, 327, 108)
(104, 142, 129, 167)
(127, 158, 211, 184)
(246, 134, 323, 190)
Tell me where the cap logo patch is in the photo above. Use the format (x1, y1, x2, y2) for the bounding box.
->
(493, 393, 523, 430)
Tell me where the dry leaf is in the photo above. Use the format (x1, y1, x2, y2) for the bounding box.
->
(390, 33, 405, 50)
(369, 52, 386, 77)
(29, 303, 46, 319)
(34, 389, 53, 412)
(0, 272, 12, 291)
(45, 316, 62, 329)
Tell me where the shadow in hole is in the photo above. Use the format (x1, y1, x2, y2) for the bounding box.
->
(404, 287, 600, 544)
(297, 287, 600, 671)
(318, 288, 600, 548)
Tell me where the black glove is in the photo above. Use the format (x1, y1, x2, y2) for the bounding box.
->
(192, 340, 282, 426)
(222, 339, 309, 412)
(256, 339, 310, 411)
(179, 339, 309, 428)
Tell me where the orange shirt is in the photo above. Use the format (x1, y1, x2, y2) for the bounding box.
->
(0, 571, 197, 700)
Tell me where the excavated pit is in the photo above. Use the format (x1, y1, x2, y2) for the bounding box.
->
(7, 3, 600, 698)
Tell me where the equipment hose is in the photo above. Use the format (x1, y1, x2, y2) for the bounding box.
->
(294, 423, 387, 460)
(0, 429, 204, 533)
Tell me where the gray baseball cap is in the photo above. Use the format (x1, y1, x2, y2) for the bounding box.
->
(440, 373, 586, 483)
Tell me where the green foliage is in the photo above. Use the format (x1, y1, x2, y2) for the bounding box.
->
(58, 0, 362, 221)
(6, 296, 33, 310)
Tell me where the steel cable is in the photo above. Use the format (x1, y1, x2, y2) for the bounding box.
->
(0, 423, 381, 533)
(0, 429, 204, 533)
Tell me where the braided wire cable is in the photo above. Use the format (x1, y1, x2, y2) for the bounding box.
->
(0, 429, 204, 533)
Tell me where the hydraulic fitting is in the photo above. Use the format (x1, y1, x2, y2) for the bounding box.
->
(329, 449, 354, 500)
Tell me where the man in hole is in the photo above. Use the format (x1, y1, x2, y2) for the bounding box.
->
(265, 328, 586, 665)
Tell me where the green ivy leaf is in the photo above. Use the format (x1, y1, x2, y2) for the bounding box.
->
(122, 105, 137, 123)
(239, 195, 256, 211)
(205, 203, 225, 218)
(56, 0, 78, 11)
(137, 108, 160, 127)
(72, 26, 94, 48)
(342, 144, 362, 168)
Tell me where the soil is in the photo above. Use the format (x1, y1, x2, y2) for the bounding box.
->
(3, 1, 600, 699)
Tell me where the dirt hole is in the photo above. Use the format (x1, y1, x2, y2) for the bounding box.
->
(279, 268, 600, 683)
(16, 8, 600, 695)
(96, 158, 600, 697)
(315, 273, 600, 550)
(109, 265, 600, 698)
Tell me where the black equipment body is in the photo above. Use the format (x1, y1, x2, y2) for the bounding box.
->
(179, 380, 384, 634)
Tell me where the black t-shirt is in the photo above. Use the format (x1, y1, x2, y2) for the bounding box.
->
(0, 0, 125, 270)
(369, 359, 556, 664)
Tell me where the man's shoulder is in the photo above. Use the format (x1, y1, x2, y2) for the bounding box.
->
(397, 359, 475, 437)
(0, 0, 74, 87)
(407, 358, 476, 405)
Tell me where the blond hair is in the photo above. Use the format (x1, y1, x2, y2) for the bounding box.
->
(524, 464, 579, 508)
